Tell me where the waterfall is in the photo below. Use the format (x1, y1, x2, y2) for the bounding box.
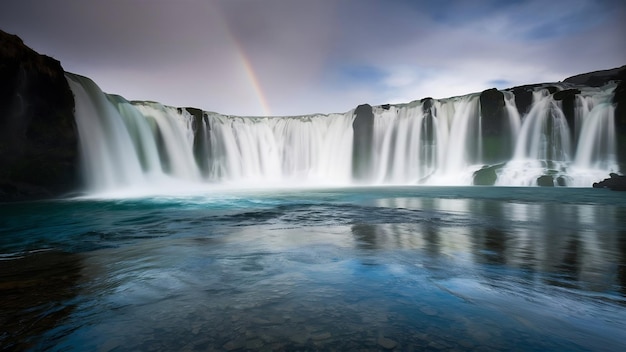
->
(497, 84, 618, 186)
(66, 73, 202, 194)
(66, 74, 621, 192)
(573, 92, 617, 170)
(512, 90, 573, 162)
(439, 95, 482, 183)
(66, 74, 146, 190)
(370, 103, 426, 184)
(132, 103, 201, 180)
(205, 113, 354, 186)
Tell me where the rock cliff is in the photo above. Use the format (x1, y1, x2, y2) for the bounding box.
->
(0, 30, 78, 201)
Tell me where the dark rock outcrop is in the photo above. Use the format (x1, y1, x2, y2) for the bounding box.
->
(564, 65, 626, 87)
(352, 104, 375, 181)
(0, 30, 78, 201)
(537, 175, 555, 187)
(479, 88, 505, 137)
(593, 173, 626, 191)
(473, 164, 500, 186)
(185, 107, 211, 175)
(615, 80, 626, 128)
(420, 98, 436, 169)
(553, 88, 582, 101)
(612, 77, 626, 171)
(421, 98, 435, 138)
(480, 88, 514, 163)
(508, 84, 541, 116)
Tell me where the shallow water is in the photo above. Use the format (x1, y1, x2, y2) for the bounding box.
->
(1, 186, 625, 351)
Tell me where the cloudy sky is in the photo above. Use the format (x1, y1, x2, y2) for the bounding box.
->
(1, 0, 625, 116)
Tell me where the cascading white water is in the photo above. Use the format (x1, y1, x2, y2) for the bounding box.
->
(370, 103, 426, 184)
(438, 95, 482, 183)
(568, 84, 619, 186)
(67, 73, 204, 195)
(106, 95, 163, 176)
(66, 74, 146, 191)
(573, 88, 618, 170)
(66, 74, 621, 192)
(497, 84, 618, 186)
(497, 89, 574, 186)
(132, 103, 201, 181)
(503, 91, 522, 150)
(205, 113, 354, 186)
(365, 95, 487, 185)
(513, 89, 573, 161)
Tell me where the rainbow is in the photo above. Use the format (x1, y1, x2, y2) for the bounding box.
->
(209, 4, 272, 116)
(231, 40, 272, 116)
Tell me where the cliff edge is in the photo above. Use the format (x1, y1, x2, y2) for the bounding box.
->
(0, 30, 79, 201)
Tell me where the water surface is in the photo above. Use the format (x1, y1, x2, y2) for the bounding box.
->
(1, 186, 625, 351)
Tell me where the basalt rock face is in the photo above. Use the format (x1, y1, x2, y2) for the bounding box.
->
(185, 107, 212, 175)
(614, 80, 626, 170)
(479, 88, 517, 164)
(352, 104, 374, 181)
(0, 30, 78, 201)
(507, 84, 539, 116)
(479, 88, 505, 137)
(564, 65, 626, 87)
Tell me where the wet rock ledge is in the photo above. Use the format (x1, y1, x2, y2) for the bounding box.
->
(593, 173, 626, 191)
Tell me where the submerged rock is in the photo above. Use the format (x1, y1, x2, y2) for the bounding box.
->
(593, 173, 626, 191)
(377, 336, 398, 350)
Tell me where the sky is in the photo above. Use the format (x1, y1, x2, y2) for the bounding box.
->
(1, 0, 625, 116)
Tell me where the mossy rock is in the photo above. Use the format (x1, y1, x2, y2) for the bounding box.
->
(537, 175, 554, 187)
(556, 176, 567, 186)
(473, 165, 500, 185)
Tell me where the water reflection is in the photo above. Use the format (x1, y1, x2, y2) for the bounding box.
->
(618, 231, 626, 297)
(351, 223, 429, 251)
(368, 196, 625, 297)
(351, 224, 379, 250)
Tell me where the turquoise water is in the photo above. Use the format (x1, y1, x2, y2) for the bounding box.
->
(1, 186, 625, 351)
